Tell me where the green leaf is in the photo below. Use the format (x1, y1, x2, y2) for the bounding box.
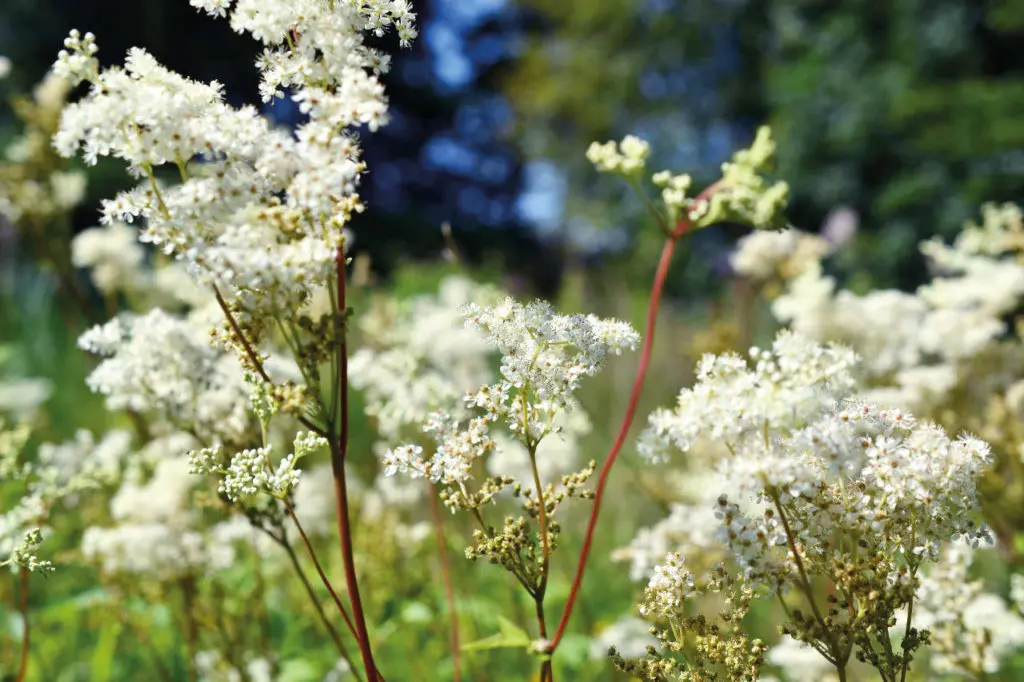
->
(89, 619, 123, 682)
(460, 615, 532, 653)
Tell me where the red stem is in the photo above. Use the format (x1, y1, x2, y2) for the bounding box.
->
(331, 247, 379, 680)
(550, 195, 712, 650)
(428, 484, 462, 682)
(15, 567, 29, 682)
(286, 507, 360, 640)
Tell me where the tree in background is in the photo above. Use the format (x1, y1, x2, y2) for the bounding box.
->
(504, 0, 1024, 291)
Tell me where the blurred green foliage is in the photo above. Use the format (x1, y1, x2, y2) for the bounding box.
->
(505, 0, 1024, 290)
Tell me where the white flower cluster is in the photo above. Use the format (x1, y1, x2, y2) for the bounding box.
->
(913, 543, 1024, 676)
(587, 126, 788, 230)
(78, 309, 253, 443)
(729, 228, 831, 281)
(349, 275, 502, 441)
(1, 422, 137, 573)
(189, 431, 326, 503)
(637, 330, 993, 653)
(639, 330, 858, 463)
(768, 203, 1024, 410)
(53, 0, 416, 313)
(586, 135, 650, 175)
(612, 496, 721, 582)
(464, 298, 639, 427)
(382, 413, 493, 485)
(71, 221, 146, 294)
(638, 552, 696, 620)
(383, 298, 636, 491)
(81, 446, 257, 580)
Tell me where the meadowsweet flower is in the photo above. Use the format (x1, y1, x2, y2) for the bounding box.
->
(638, 329, 857, 463)
(71, 221, 146, 293)
(464, 298, 639, 421)
(385, 299, 636, 489)
(82, 452, 236, 578)
(633, 330, 993, 680)
(638, 552, 696, 620)
(79, 309, 253, 443)
(770, 204, 1024, 413)
(586, 135, 649, 175)
(914, 544, 1024, 676)
(730, 228, 830, 281)
(54, 0, 417, 318)
(349, 275, 501, 440)
(0, 56, 11, 80)
(613, 497, 722, 582)
(189, 433, 320, 503)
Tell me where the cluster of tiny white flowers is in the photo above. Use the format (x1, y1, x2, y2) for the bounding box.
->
(1, 491, 50, 574)
(638, 329, 858, 463)
(612, 496, 721, 582)
(349, 275, 502, 441)
(768, 204, 1024, 410)
(36, 428, 133, 491)
(53, 0, 416, 314)
(81, 451, 240, 579)
(464, 297, 639, 428)
(913, 543, 1024, 676)
(382, 299, 634, 504)
(78, 309, 253, 443)
(729, 228, 831, 281)
(382, 413, 494, 485)
(70, 221, 146, 294)
(1, 420, 140, 573)
(651, 170, 693, 212)
(190, 431, 325, 503)
(633, 328, 994, 675)
(586, 135, 650, 175)
(638, 552, 696, 620)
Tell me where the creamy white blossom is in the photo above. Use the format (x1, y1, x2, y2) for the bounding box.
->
(914, 543, 1024, 676)
(71, 221, 146, 293)
(54, 0, 417, 315)
(79, 309, 253, 443)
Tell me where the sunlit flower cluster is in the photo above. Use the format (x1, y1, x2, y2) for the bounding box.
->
(79, 308, 254, 444)
(629, 330, 994, 680)
(53, 0, 416, 316)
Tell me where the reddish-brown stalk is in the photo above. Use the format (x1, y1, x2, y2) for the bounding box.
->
(550, 187, 718, 650)
(331, 246, 379, 680)
(15, 567, 29, 682)
(428, 484, 463, 682)
(285, 506, 359, 640)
